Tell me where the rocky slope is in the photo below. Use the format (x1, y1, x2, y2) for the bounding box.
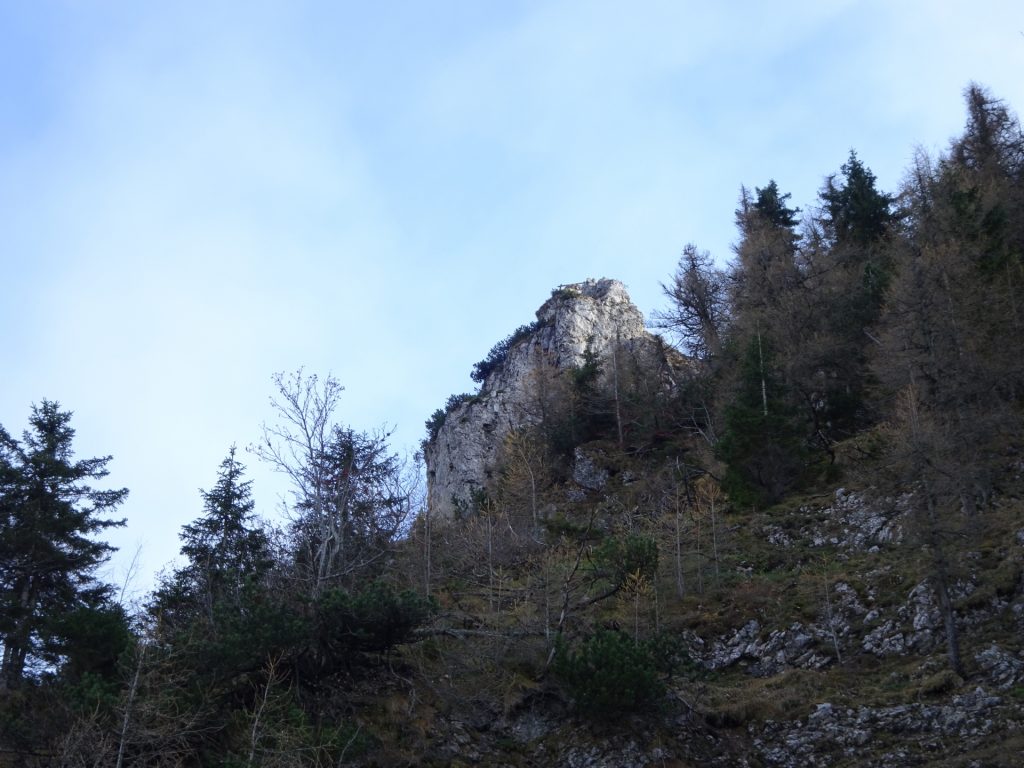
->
(387, 481, 1024, 766)
(408, 278, 1024, 767)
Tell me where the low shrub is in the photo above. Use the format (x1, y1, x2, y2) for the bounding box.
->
(553, 629, 664, 718)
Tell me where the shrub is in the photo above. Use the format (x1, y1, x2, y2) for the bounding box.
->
(918, 669, 962, 697)
(470, 321, 543, 383)
(553, 629, 664, 718)
(316, 582, 435, 658)
(593, 534, 659, 587)
(424, 392, 475, 443)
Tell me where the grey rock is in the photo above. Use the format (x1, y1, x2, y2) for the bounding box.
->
(424, 279, 681, 518)
(975, 643, 1024, 690)
(805, 489, 907, 552)
(572, 446, 609, 492)
(763, 524, 793, 548)
(753, 685, 1005, 767)
(703, 620, 834, 675)
(862, 619, 906, 657)
(905, 581, 941, 651)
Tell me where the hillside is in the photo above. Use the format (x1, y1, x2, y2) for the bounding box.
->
(2, 84, 1023, 767)
(396, 276, 1024, 766)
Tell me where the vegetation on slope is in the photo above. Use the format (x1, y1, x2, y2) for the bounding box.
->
(2, 84, 1024, 766)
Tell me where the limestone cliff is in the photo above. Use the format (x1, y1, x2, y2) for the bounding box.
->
(424, 278, 674, 518)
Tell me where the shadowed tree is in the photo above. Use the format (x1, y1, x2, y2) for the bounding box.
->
(716, 182, 813, 501)
(0, 400, 127, 690)
(871, 86, 1024, 676)
(796, 151, 897, 439)
(154, 446, 270, 629)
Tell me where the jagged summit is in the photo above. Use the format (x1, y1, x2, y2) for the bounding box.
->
(424, 278, 670, 518)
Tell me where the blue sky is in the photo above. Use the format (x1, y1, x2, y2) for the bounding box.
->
(2, 0, 1022, 597)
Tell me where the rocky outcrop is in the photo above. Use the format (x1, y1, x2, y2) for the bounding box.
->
(752, 687, 1009, 767)
(700, 619, 831, 676)
(424, 279, 677, 519)
(749, 688, 1011, 765)
(762, 488, 908, 553)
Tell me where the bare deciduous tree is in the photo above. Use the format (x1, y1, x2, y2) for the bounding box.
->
(653, 243, 728, 362)
(252, 370, 418, 596)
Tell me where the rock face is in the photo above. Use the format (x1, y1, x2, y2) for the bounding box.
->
(424, 279, 670, 519)
(752, 687, 1006, 768)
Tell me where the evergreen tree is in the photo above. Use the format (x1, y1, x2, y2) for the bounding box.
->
(289, 426, 410, 593)
(794, 151, 896, 439)
(0, 401, 127, 689)
(820, 150, 896, 249)
(752, 180, 801, 229)
(253, 370, 415, 597)
(157, 447, 270, 627)
(717, 180, 816, 494)
(728, 181, 804, 353)
(716, 336, 809, 507)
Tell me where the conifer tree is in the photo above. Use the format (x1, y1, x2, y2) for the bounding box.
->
(716, 182, 814, 500)
(654, 243, 728, 362)
(799, 151, 896, 438)
(716, 337, 808, 506)
(254, 371, 415, 596)
(730, 181, 802, 331)
(0, 401, 126, 689)
(160, 447, 270, 626)
(872, 85, 1024, 675)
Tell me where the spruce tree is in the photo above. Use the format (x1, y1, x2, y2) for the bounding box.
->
(180, 447, 269, 619)
(716, 337, 808, 507)
(0, 401, 127, 689)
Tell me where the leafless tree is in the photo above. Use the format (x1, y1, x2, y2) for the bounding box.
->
(653, 243, 728, 362)
(252, 370, 417, 596)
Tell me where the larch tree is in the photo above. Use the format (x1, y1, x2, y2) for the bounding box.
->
(873, 85, 1024, 676)
(729, 181, 803, 337)
(653, 243, 728, 363)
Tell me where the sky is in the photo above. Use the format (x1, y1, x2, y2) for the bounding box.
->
(2, 0, 1022, 599)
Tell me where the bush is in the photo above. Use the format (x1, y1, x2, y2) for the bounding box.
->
(470, 321, 543, 383)
(424, 392, 475, 443)
(316, 581, 436, 658)
(593, 534, 659, 587)
(553, 629, 664, 718)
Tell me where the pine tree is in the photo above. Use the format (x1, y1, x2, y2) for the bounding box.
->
(0, 401, 127, 689)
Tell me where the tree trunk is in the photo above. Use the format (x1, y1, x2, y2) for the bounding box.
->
(1, 577, 37, 689)
(923, 487, 964, 677)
